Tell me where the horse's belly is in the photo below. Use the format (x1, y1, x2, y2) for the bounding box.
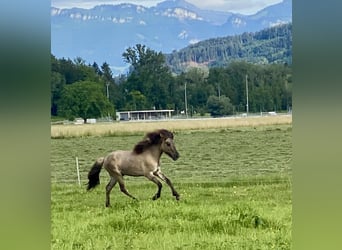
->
(120, 166, 144, 176)
(120, 160, 158, 177)
(119, 158, 146, 176)
(121, 168, 144, 176)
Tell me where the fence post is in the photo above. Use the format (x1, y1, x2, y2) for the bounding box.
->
(76, 157, 81, 186)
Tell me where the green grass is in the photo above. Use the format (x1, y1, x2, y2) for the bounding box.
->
(51, 181, 291, 249)
(51, 124, 292, 249)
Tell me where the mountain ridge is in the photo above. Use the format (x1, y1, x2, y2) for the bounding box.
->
(51, 0, 292, 74)
(165, 23, 292, 74)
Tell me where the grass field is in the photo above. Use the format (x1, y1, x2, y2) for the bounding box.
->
(51, 117, 292, 249)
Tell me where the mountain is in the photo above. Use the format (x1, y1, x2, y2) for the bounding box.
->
(51, 0, 292, 74)
(166, 23, 292, 74)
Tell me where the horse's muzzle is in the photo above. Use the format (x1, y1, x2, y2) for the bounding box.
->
(173, 151, 180, 161)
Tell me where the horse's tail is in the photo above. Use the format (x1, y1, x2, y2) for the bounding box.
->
(86, 157, 105, 191)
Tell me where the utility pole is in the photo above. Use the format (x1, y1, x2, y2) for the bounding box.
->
(106, 82, 110, 99)
(184, 82, 188, 118)
(246, 74, 249, 116)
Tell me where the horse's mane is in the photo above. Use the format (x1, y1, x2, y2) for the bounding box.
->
(133, 129, 174, 154)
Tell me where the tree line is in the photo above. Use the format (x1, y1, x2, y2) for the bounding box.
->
(51, 44, 292, 121)
(166, 23, 292, 74)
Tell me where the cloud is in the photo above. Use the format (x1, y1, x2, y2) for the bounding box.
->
(51, 0, 283, 14)
(188, 0, 283, 14)
(51, 0, 161, 9)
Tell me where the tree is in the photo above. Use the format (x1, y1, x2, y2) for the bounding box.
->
(51, 71, 66, 116)
(100, 62, 120, 106)
(184, 67, 211, 111)
(125, 90, 147, 110)
(92, 62, 102, 76)
(122, 44, 173, 109)
(57, 81, 114, 122)
(207, 95, 234, 117)
(101, 62, 113, 83)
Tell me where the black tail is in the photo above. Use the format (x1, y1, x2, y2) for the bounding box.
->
(86, 157, 104, 190)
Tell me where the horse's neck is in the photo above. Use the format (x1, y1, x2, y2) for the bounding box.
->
(147, 144, 163, 163)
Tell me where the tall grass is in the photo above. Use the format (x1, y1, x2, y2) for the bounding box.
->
(51, 121, 292, 249)
(51, 115, 292, 138)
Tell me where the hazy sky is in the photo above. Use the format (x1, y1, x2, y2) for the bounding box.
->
(51, 0, 283, 15)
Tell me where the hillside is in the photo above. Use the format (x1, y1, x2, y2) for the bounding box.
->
(165, 23, 292, 74)
(51, 0, 291, 74)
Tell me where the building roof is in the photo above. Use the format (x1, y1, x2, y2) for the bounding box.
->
(117, 109, 174, 113)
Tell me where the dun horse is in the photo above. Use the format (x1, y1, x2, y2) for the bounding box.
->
(87, 129, 180, 207)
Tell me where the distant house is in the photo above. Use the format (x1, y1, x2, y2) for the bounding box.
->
(74, 118, 84, 125)
(86, 118, 97, 124)
(116, 109, 174, 121)
(74, 118, 97, 124)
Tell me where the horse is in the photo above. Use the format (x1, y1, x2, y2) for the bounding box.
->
(86, 129, 180, 207)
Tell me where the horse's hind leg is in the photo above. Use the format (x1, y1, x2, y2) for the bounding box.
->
(116, 175, 137, 200)
(105, 177, 117, 207)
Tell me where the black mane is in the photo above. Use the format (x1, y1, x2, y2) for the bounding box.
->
(133, 129, 174, 154)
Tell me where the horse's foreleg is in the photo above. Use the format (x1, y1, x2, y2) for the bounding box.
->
(105, 177, 117, 207)
(154, 171, 180, 200)
(146, 173, 163, 200)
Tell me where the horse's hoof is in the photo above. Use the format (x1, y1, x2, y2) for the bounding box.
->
(152, 196, 159, 200)
(175, 196, 180, 201)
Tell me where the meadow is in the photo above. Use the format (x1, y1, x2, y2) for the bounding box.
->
(51, 116, 292, 249)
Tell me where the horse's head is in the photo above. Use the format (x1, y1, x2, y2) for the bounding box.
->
(160, 130, 179, 161)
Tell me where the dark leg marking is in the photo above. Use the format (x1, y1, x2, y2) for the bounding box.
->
(117, 175, 136, 200)
(105, 178, 117, 207)
(146, 173, 163, 200)
(154, 171, 180, 200)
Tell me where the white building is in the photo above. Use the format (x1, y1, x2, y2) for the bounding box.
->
(116, 109, 174, 121)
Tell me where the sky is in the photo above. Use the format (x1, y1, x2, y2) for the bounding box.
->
(51, 0, 283, 15)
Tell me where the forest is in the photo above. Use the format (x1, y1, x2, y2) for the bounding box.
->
(51, 42, 292, 121)
(166, 23, 292, 74)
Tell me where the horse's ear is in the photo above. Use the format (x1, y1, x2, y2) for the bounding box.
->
(159, 129, 171, 139)
(159, 132, 165, 139)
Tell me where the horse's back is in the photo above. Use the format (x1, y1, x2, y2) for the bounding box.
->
(104, 150, 143, 176)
